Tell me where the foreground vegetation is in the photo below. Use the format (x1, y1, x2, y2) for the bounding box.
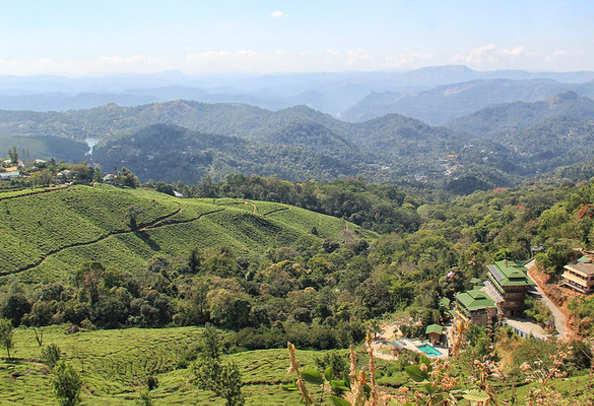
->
(0, 323, 592, 405)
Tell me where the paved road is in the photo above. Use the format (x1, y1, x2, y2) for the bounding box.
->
(526, 263, 568, 340)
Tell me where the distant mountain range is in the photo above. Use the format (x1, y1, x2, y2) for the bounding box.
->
(3, 66, 594, 193)
(2, 65, 594, 123)
(0, 92, 582, 192)
(342, 79, 594, 124)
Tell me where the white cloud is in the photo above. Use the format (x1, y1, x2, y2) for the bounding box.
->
(449, 44, 528, 67)
(547, 49, 570, 60)
(383, 52, 434, 69)
(346, 49, 372, 66)
(271, 11, 288, 18)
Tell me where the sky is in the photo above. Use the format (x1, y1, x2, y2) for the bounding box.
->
(1, 0, 593, 76)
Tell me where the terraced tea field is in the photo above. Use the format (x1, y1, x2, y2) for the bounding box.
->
(0, 326, 323, 405)
(0, 185, 377, 282)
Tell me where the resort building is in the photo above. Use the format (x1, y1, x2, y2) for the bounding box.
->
(425, 324, 444, 345)
(454, 286, 497, 327)
(484, 260, 532, 317)
(561, 256, 594, 294)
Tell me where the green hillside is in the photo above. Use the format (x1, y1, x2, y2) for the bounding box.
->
(0, 183, 376, 282)
(91, 124, 359, 183)
(445, 91, 594, 138)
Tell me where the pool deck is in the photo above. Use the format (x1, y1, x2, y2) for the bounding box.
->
(391, 338, 449, 359)
(371, 322, 449, 360)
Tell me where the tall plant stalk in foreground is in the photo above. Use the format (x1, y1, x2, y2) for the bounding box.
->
(285, 333, 396, 406)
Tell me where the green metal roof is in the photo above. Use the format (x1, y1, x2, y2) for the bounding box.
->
(456, 289, 496, 312)
(487, 260, 531, 287)
(425, 324, 443, 335)
(439, 297, 451, 307)
(470, 277, 482, 285)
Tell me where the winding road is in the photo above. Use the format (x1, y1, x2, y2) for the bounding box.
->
(526, 260, 568, 340)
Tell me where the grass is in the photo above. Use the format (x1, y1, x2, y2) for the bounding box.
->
(0, 185, 377, 282)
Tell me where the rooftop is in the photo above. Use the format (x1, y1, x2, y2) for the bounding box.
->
(439, 297, 451, 308)
(456, 287, 496, 311)
(425, 324, 444, 335)
(564, 262, 594, 276)
(487, 260, 532, 287)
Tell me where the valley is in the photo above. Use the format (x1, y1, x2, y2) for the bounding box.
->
(1, 65, 594, 405)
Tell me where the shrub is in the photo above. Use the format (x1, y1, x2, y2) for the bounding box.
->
(52, 360, 82, 406)
(42, 343, 61, 369)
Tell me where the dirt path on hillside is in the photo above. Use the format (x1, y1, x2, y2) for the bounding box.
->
(0, 185, 72, 202)
(138, 202, 183, 231)
(245, 201, 256, 213)
(262, 206, 290, 217)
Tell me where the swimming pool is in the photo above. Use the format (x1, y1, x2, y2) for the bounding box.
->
(417, 344, 441, 357)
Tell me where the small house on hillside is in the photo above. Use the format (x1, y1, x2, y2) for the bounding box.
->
(561, 256, 594, 294)
(0, 171, 20, 180)
(103, 174, 117, 183)
(484, 260, 532, 317)
(425, 324, 444, 345)
(454, 286, 497, 327)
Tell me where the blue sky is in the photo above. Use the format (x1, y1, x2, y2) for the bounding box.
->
(1, 0, 592, 75)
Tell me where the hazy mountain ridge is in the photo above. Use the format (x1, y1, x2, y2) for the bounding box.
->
(342, 79, 581, 124)
(3, 65, 594, 120)
(445, 91, 594, 138)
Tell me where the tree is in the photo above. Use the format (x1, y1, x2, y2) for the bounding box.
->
(188, 247, 203, 274)
(116, 167, 140, 188)
(31, 169, 55, 187)
(69, 163, 94, 184)
(74, 262, 105, 304)
(192, 324, 244, 406)
(52, 360, 82, 406)
(8, 146, 18, 164)
(0, 318, 13, 359)
(124, 204, 144, 229)
(1, 292, 31, 327)
(155, 181, 174, 196)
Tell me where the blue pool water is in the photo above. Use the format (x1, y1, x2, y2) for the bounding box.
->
(417, 344, 441, 357)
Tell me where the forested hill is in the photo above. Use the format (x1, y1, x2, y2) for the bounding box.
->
(92, 124, 358, 183)
(4, 94, 594, 193)
(445, 91, 594, 138)
(0, 100, 348, 142)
